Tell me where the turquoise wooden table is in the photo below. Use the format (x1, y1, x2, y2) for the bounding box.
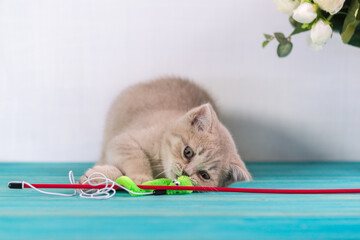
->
(1, 162, 360, 240)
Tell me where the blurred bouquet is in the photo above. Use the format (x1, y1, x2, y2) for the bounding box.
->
(264, 0, 360, 57)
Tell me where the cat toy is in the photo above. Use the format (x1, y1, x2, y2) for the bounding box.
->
(8, 171, 194, 199)
(8, 170, 360, 199)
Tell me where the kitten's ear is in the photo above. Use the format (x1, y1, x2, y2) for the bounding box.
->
(224, 160, 252, 186)
(186, 103, 217, 133)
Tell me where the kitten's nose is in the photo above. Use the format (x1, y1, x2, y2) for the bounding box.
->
(182, 168, 193, 176)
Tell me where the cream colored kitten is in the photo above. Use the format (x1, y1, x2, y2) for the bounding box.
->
(80, 77, 252, 187)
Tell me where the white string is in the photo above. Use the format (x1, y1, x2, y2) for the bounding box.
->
(21, 170, 153, 199)
(21, 171, 77, 197)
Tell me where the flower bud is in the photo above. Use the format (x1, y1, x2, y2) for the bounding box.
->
(310, 19, 332, 45)
(306, 35, 324, 51)
(313, 0, 345, 15)
(293, 2, 317, 24)
(274, 0, 300, 15)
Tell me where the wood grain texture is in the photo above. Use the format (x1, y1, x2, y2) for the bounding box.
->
(1, 162, 360, 240)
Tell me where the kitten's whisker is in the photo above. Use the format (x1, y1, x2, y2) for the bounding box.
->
(154, 169, 167, 178)
(152, 167, 165, 171)
(150, 164, 164, 168)
(190, 178, 199, 186)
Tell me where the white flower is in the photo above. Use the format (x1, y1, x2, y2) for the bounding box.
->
(274, 0, 300, 15)
(310, 19, 332, 45)
(306, 35, 324, 51)
(293, 2, 317, 24)
(313, 0, 345, 15)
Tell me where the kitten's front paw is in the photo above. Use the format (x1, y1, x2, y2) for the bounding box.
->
(79, 165, 123, 184)
(79, 168, 102, 185)
(131, 175, 153, 185)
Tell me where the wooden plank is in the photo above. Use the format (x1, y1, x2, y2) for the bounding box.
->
(1, 162, 360, 239)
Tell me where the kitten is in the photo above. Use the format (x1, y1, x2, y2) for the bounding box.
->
(80, 77, 252, 187)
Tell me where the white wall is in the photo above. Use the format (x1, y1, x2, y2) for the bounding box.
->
(1, 0, 359, 162)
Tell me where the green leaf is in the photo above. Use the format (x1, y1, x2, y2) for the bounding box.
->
(262, 40, 270, 48)
(277, 42, 293, 57)
(274, 32, 288, 44)
(264, 34, 273, 40)
(347, 25, 360, 47)
(342, 21, 360, 42)
(290, 23, 310, 36)
(341, 0, 360, 43)
(289, 17, 298, 28)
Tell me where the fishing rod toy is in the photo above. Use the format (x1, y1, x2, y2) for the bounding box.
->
(8, 170, 360, 199)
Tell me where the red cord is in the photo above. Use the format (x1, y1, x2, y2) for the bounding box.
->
(20, 183, 360, 194)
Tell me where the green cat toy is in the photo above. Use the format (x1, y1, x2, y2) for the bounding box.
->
(115, 175, 194, 196)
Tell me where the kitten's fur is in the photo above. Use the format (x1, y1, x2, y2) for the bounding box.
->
(80, 77, 252, 187)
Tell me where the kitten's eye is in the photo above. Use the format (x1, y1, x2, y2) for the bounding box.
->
(183, 146, 194, 160)
(198, 170, 210, 180)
